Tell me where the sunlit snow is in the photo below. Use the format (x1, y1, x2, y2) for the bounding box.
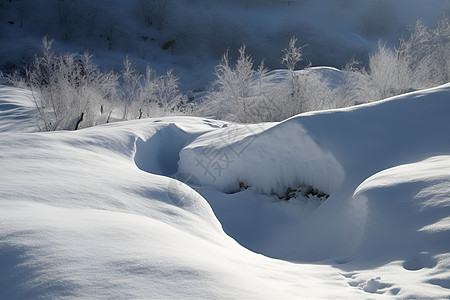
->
(1, 0, 450, 299)
(1, 82, 449, 298)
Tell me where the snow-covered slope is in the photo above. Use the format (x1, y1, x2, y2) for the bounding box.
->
(179, 83, 450, 255)
(180, 83, 450, 195)
(0, 100, 362, 298)
(1, 83, 450, 298)
(0, 86, 36, 133)
(178, 84, 450, 296)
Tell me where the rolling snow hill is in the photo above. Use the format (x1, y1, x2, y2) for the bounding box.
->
(1, 0, 450, 298)
(0, 83, 449, 298)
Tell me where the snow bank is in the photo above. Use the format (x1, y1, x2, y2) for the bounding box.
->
(178, 120, 345, 195)
(176, 83, 450, 298)
(0, 94, 363, 298)
(179, 83, 450, 196)
(351, 155, 450, 265)
(1, 83, 450, 298)
(332, 155, 450, 298)
(179, 83, 450, 262)
(0, 85, 36, 133)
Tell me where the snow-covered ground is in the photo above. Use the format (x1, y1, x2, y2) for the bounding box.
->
(0, 86, 36, 133)
(0, 82, 449, 298)
(1, 1, 450, 298)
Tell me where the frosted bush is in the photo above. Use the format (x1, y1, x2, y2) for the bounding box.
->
(281, 36, 304, 71)
(368, 42, 411, 100)
(434, 15, 450, 83)
(119, 58, 189, 120)
(10, 37, 119, 131)
(360, 15, 450, 101)
(201, 38, 338, 122)
(336, 61, 376, 107)
(5, 38, 189, 131)
(5, 14, 449, 128)
(200, 46, 266, 122)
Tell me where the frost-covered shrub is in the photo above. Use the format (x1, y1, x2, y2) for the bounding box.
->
(5, 37, 188, 131)
(281, 36, 303, 72)
(152, 70, 189, 114)
(361, 15, 450, 101)
(201, 44, 312, 123)
(335, 60, 376, 107)
(280, 37, 338, 114)
(286, 69, 337, 114)
(119, 58, 189, 120)
(8, 37, 119, 131)
(367, 42, 412, 100)
(200, 46, 266, 122)
(433, 15, 450, 83)
(201, 38, 338, 122)
(281, 36, 308, 115)
(184, 15, 450, 121)
(397, 18, 450, 89)
(120, 57, 142, 120)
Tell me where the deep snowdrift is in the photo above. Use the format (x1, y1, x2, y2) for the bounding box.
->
(0, 111, 360, 298)
(1, 84, 450, 298)
(179, 83, 450, 260)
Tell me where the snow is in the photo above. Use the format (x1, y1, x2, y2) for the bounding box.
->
(0, 86, 36, 133)
(0, 82, 449, 298)
(1, 0, 450, 298)
(0, 95, 361, 298)
(180, 83, 450, 196)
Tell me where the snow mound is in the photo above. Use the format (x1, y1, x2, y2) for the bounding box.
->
(0, 85, 36, 133)
(179, 83, 450, 198)
(179, 84, 450, 264)
(349, 155, 450, 264)
(179, 120, 345, 196)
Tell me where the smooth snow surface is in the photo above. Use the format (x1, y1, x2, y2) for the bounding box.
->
(179, 83, 450, 263)
(1, 84, 450, 298)
(0, 86, 36, 133)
